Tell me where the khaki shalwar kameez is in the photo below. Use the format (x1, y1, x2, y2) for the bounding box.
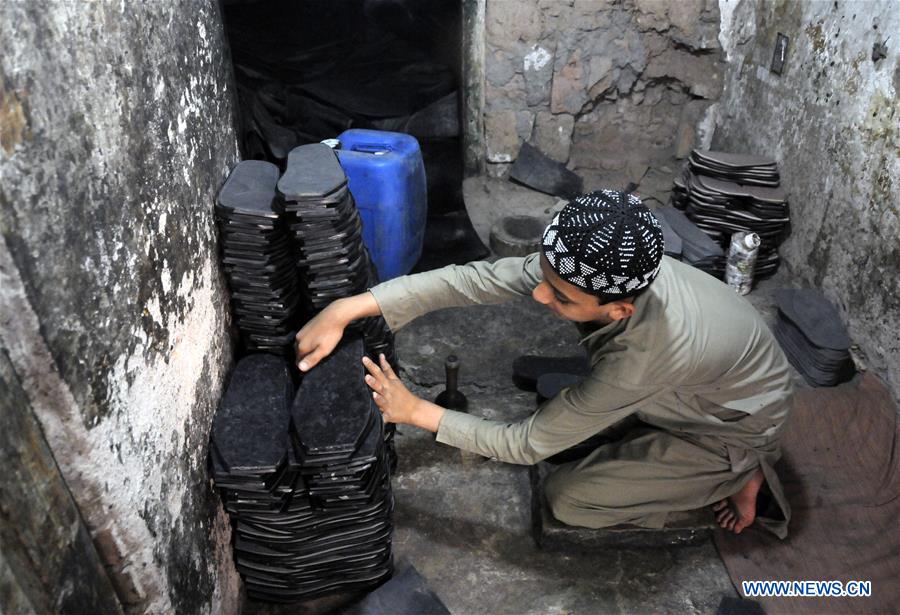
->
(370, 253, 793, 538)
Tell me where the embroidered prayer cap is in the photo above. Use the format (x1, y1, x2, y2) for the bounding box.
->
(541, 189, 664, 301)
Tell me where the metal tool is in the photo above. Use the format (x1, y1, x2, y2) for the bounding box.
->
(434, 354, 467, 412)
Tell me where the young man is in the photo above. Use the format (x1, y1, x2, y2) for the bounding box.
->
(295, 190, 792, 537)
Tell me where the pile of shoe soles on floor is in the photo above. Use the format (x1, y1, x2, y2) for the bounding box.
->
(210, 343, 395, 602)
(668, 149, 790, 280)
(210, 145, 400, 601)
(772, 288, 854, 387)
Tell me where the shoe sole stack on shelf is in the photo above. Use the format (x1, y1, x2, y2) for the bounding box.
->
(772, 289, 854, 387)
(216, 161, 303, 354)
(669, 150, 790, 281)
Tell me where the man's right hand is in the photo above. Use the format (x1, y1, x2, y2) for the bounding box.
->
(295, 303, 347, 372)
(294, 292, 383, 372)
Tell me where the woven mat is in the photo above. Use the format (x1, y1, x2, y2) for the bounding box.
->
(715, 373, 900, 613)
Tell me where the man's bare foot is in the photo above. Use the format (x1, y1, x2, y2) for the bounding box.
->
(711, 469, 765, 534)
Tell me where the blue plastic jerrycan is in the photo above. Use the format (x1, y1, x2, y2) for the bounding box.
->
(335, 129, 427, 281)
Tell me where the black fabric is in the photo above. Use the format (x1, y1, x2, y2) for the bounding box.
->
(224, 0, 458, 164)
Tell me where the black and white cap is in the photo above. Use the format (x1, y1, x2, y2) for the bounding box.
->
(541, 190, 664, 301)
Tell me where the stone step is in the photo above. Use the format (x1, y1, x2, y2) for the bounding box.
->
(529, 463, 716, 550)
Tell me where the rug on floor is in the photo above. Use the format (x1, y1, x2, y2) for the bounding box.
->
(715, 373, 900, 614)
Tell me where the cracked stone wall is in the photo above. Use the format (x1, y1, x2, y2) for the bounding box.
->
(0, 2, 241, 613)
(712, 0, 900, 401)
(481, 0, 724, 203)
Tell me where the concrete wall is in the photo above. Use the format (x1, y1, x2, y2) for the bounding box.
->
(713, 0, 900, 400)
(480, 0, 724, 203)
(1, 347, 122, 614)
(0, 2, 241, 613)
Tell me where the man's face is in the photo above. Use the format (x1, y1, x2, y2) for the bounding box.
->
(532, 254, 635, 324)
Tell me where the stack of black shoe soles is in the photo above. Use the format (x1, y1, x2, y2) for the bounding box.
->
(772, 289, 854, 387)
(277, 144, 398, 370)
(286, 336, 394, 600)
(216, 161, 302, 354)
(213, 151, 403, 600)
(656, 206, 725, 277)
(668, 150, 790, 280)
(687, 150, 780, 187)
(210, 346, 396, 602)
(209, 354, 306, 597)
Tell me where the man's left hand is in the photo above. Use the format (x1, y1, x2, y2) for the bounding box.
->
(362, 354, 419, 425)
(363, 354, 447, 433)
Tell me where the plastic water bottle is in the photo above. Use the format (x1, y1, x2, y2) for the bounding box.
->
(725, 231, 761, 295)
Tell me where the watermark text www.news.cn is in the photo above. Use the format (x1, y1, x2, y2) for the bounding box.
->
(742, 580, 872, 598)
